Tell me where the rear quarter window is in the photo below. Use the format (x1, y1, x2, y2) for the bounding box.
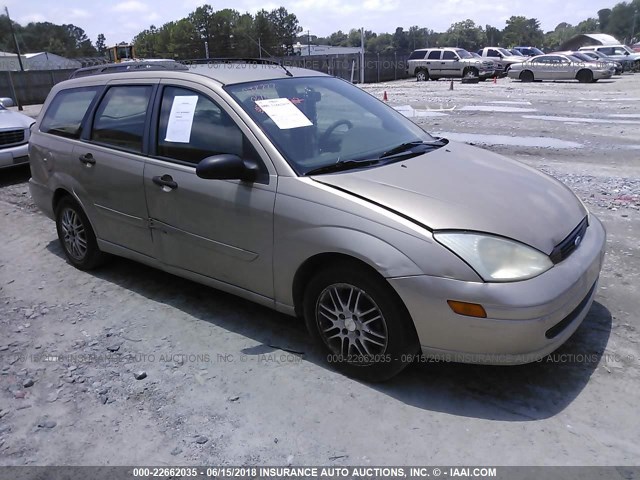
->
(408, 50, 427, 60)
(40, 87, 101, 139)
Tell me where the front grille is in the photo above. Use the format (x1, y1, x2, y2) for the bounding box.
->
(0, 129, 25, 146)
(545, 281, 597, 339)
(550, 216, 588, 264)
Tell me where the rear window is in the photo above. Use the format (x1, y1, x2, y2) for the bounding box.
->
(408, 50, 427, 60)
(40, 87, 101, 139)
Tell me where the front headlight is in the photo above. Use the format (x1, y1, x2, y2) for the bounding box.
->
(434, 232, 553, 282)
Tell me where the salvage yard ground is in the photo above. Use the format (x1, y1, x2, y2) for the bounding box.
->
(0, 74, 639, 466)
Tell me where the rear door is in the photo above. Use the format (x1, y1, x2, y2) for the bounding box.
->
(74, 80, 157, 257)
(425, 50, 442, 76)
(143, 80, 277, 298)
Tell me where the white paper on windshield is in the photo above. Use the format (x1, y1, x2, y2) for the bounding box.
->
(165, 95, 199, 143)
(255, 98, 313, 130)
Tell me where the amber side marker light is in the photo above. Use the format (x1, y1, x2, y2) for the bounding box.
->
(447, 300, 487, 318)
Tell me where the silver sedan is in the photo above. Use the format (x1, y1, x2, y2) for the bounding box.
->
(507, 54, 613, 83)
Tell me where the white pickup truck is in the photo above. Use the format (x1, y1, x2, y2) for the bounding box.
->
(476, 47, 524, 75)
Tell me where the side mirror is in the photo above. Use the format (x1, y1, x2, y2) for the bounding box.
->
(196, 154, 259, 182)
(0, 97, 15, 108)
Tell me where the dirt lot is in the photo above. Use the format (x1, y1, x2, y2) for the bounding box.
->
(1, 74, 639, 467)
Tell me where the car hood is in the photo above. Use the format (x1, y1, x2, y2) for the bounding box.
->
(313, 141, 586, 254)
(0, 109, 34, 130)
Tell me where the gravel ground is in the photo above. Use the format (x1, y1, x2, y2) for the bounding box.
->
(0, 74, 639, 467)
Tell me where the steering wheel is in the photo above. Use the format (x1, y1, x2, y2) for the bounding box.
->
(319, 119, 354, 147)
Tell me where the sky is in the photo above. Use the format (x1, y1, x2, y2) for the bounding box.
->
(4, 0, 621, 46)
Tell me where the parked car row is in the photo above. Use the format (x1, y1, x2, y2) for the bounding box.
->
(407, 42, 638, 84)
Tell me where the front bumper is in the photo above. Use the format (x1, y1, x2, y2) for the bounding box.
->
(389, 215, 606, 364)
(0, 142, 29, 168)
(594, 70, 613, 80)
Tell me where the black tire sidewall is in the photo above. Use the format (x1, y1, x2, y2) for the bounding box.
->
(55, 197, 104, 270)
(303, 266, 419, 382)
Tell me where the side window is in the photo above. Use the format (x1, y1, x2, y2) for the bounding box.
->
(408, 50, 427, 60)
(488, 49, 499, 57)
(40, 87, 101, 139)
(157, 86, 254, 166)
(442, 51, 457, 60)
(427, 51, 441, 60)
(613, 47, 627, 55)
(599, 47, 613, 55)
(91, 85, 152, 152)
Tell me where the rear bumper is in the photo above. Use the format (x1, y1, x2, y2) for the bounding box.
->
(389, 215, 606, 365)
(0, 142, 29, 168)
(28, 177, 55, 220)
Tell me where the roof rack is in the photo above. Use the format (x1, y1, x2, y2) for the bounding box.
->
(184, 57, 293, 77)
(70, 60, 189, 79)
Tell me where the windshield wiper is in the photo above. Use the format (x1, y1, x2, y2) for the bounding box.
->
(305, 159, 383, 176)
(380, 139, 447, 158)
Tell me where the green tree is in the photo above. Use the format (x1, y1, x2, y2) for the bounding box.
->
(485, 25, 503, 46)
(441, 20, 486, 51)
(268, 7, 302, 55)
(502, 16, 543, 46)
(392, 27, 410, 53)
(96, 33, 106, 54)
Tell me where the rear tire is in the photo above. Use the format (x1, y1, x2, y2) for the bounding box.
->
(303, 265, 419, 382)
(55, 197, 105, 270)
(416, 69, 429, 82)
(520, 70, 534, 82)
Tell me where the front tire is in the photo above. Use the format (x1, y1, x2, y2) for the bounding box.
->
(520, 70, 534, 82)
(55, 197, 105, 270)
(576, 69, 593, 83)
(303, 265, 419, 382)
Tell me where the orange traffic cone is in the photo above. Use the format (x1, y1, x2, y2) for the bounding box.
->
(383, 91, 388, 101)
(449, 79, 454, 90)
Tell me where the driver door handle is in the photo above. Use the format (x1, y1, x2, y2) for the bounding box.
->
(152, 174, 178, 190)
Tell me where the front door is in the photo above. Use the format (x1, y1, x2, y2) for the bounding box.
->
(143, 83, 276, 298)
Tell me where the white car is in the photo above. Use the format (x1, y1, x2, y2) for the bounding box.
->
(0, 97, 33, 169)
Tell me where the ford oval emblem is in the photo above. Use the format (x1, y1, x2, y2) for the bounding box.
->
(574, 235, 582, 247)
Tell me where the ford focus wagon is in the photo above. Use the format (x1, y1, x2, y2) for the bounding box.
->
(28, 60, 606, 381)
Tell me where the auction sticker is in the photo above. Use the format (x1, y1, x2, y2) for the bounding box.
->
(255, 98, 313, 130)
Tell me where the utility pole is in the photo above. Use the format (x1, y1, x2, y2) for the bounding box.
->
(4, 7, 25, 72)
(360, 27, 365, 84)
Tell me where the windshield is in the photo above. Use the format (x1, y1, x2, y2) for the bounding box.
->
(0, 104, 5, 111)
(226, 77, 435, 175)
(575, 53, 596, 62)
(624, 46, 635, 54)
(456, 49, 473, 59)
(498, 48, 513, 56)
(530, 47, 545, 55)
